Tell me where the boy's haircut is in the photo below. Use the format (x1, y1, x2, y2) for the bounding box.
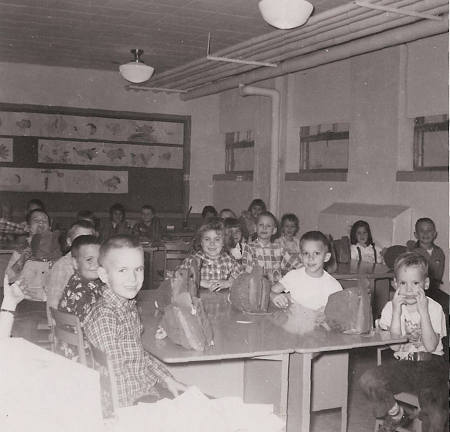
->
(201, 205, 217, 218)
(248, 198, 266, 212)
(27, 198, 45, 211)
(394, 251, 429, 279)
(257, 211, 278, 225)
(71, 235, 101, 258)
(415, 217, 436, 232)
(26, 208, 50, 224)
(109, 203, 125, 216)
(219, 208, 236, 217)
(350, 220, 374, 245)
(99, 234, 142, 265)
(77, 209, 96, 220)
(193, 217, 224, 252)
(281, 213, 299, 231)
(142, 204, 155, 213)
(224, 217, 241, 229)
(68, 219, 96, 238)
(300, 231, 330, 252)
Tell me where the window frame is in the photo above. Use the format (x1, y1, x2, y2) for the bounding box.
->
(224, 130, 254, 175)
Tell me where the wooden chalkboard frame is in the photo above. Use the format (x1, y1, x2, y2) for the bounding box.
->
(0, 103, 191, 215)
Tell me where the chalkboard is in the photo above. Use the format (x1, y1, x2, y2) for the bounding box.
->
(0, 104, 190, 215)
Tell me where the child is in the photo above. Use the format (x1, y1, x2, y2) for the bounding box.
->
(179, 218, 242, 291)
(350, 220, 383, 264)
(275, 213, 301, 254)
(201, 205, 218, 222)
(219, 208, 237, 219)
(242, 212, 301, 284)
(58, 235, 104, 324)
(224, 217, 245, 262)
(84, 235, 185, 408)
(100, 203, 130, 241)
(271, 231, 342, 309)
(132, 205, 162, 242)
(46, 219, 97, 309)
(240, 198, 266, 241)
(359, 252, 447, 432)
(76, 210, 99, 233)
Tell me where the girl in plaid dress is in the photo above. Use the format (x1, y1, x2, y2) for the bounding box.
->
(178, 218, 242, 291)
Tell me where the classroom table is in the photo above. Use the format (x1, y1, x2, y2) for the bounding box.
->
(139, 289, 407, 432)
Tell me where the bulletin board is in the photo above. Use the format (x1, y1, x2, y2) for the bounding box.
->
(0, 103, 191, 214)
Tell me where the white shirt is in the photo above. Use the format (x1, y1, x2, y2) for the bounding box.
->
(379, 297, 446, 358)
(279, 267, 342, 310)
(350, 243, 383, 264)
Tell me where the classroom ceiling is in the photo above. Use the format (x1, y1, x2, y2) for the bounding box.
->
(0, 0, 349, 72)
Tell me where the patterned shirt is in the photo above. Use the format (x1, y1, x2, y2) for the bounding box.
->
(0, 218, 27, 235)
(179, 250, 242, 282)
(58, 272, 105, 324)
(242, 240, 302, 283)
(84, 287, 172, 407)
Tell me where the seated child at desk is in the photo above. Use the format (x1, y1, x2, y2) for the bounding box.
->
(84, 235, 185, 408)
(240, 198, 266, 241)
(241, 211, 302, 284)
(201, 205, 218, 222)
(271, 231, 342, 309)
(100, 203, 131, 241)
(359, 252, 447, 432)
(132, 205, 162, 242)
(224, 217, 245, 262)
(219, 208, 237, 219)
(274, 213, 301, 254)
(178, 218, 242, 291)
(46, 220, 97, 309)
(350, 220, 383, 264)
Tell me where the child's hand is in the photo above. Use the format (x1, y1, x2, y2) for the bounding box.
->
(272, 293, 290, 309)
(2, 274, 25, 310)
(391, 289, 405, 313)
(163, 377, 187, 397)
(210, 280, 231, 292)
(416, 288, 428, 315)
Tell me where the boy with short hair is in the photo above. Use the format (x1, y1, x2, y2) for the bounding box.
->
(58, 235, 104, 324)
(359, 252, 447, 432)
(271, 231, 342, 309)
(131, 205, 161, 242)
(84, 235, 185, 408)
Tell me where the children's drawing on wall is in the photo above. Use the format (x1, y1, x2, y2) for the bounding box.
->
(0, 138, 13, 162)
(0, 167, 128, 193)
(38, 140, 183, 169)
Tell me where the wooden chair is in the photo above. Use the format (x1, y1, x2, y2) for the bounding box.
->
(163, 240, 191, 276)
(49, 307, 88, 366)
(88, 342, 120, 418)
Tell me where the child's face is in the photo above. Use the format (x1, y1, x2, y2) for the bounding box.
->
(141, 208, 154, 223)
(201, 229, 223, 259)
(68, 226, 95, 247)
(111, 209, 124, 224)
(229, 227, 242, 243)
(99, 247, 144, 299)
(300, 240, 331, 276)
(394, 265, 429, 305)
(355, 226, 369, 245)
(220, 210, 235, 219)
(282, 220, 297, 239)
(74, 244, 100, 280)
(256, 215, 276, 242)
(29, 211, 50, 235)
(414, 221, 436, 247)
(250, 204, 264, 219)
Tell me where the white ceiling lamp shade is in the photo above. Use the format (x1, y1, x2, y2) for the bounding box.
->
(119, 49, 154, 83)
(258, 0, 313, 29)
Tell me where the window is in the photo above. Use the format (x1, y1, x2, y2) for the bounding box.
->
(225, 130, 254, 174)
(299, 122, 349, 172)
(413, 115, 448, 170)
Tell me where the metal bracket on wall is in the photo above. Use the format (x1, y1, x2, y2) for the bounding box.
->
(354, 1, 443, 21)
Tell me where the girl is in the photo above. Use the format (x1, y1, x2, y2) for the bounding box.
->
(178, 218, 242, 291)
(275, 213, 300, 254)
(224, 217, 245, 262)
(350, 220, 383, 264)
(239, 198, 267, 241)
(242, 212, 301, 283)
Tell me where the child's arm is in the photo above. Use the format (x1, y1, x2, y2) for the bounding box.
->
(416, 289, 439, 352)
(0, 274, 25, 339)
(389, 289, 403, 338)
(271, 282, 290, 308)
(281, 250, 302, 274)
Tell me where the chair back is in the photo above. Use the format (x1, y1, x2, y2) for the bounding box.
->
(88, 342, 120, 418)
(383, 245, 407, 269)
(163, 241, 191, 275)
(49, 307, 87, 366)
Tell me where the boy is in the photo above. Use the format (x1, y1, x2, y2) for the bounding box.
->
(58, 235, 104, 324)
(242, 211, 301, 284)
(100, 203, 130, 241)
(359, 252, 447, 432)
(271, 231, 342, 309)
(84, 235, 186, 408)
(131, 205, 161, 242)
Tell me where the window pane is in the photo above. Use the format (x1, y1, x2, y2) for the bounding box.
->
(233, 147, 254, 171)
(422, 130, 449, 167)
(308, 139, 349, 169)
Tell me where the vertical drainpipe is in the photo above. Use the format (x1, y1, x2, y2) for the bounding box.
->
(239, 84, 281, 216)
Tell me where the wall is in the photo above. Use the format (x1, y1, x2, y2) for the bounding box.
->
(0, 62, 221, 213)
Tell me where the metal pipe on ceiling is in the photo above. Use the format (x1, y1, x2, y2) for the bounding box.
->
(181, 14, 448, 100)
(159, 1, 447, 91)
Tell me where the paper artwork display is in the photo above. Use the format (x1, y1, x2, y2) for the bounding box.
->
(0, 111, 184, 144)
(38, 140, 183, 169)
(0, 167, 128, 193)
(0, 138, 13, 162)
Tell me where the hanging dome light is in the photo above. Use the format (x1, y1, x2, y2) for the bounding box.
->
(119, 49, 154, 84)
(258, 0, 313, 30)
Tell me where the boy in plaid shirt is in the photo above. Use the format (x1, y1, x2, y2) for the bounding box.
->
(84, 235, 185, 408)
(242, 212, 302, 283)
(179, 218, 242, 291)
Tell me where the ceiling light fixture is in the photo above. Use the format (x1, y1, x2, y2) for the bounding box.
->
(119, 49, 154, 83)
(258, 0, 313, 29)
